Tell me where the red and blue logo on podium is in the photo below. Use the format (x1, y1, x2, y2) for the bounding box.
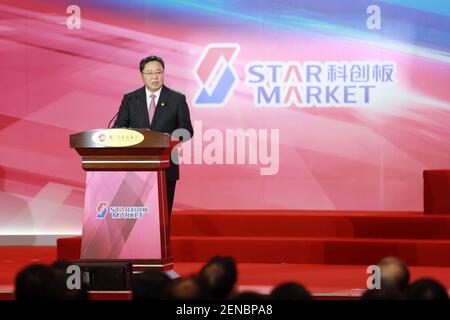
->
(193, 43, 240, 107)
(96, 202, 108, 219)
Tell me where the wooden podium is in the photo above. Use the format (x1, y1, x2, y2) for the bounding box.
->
(70, 128, 178, 275)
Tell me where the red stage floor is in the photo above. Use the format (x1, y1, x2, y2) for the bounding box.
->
(1, 246, 450, 300)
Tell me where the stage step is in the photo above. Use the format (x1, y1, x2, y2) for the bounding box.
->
(56, 210, 450, 267)
(172, 211, 450, 239)
(171, 236, 450, 266)
(57, 235, 450, 266)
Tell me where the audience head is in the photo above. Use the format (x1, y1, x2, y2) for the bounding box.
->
(230, 291, 267, 300)
(163, 275, 208, 300)
(132, 270, 171, 300)
(406, 278, 449, 300)
(198, 256, 238, 299)
(270, 282, 312, 300)
(15, 264, 53, 301)
(377, 256, 410, 293)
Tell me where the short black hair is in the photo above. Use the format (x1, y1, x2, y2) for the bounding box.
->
(15, 264, 53, 300)
(198, 256, 237, 299)
(270, 282, 312, 300)
(140, 55, 165, 72)
(406, 278, 449, 300)
(132, 270, 171, 300)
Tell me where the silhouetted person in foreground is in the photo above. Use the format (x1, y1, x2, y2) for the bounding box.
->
(230, 291, 267, 300)
(406, 278, 449, 300)
(198, 256, 238, 299)
(132, 270, 171, 300)
(163, 276, 208, 300)
(270, 282, 312, 300)
(378, 256, 410, 294)
(15, 264, 53, 301)
(361, 286, 405, 300)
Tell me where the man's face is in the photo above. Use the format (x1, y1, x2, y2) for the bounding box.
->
(141, 60, 164, 92)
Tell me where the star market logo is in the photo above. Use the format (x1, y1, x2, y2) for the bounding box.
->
(96, 202, 108, 219)
(95, 202, 149, 219)
(193, 43, 240, 107)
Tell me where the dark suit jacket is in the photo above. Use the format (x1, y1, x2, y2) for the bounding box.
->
(113, 85, 193, 181)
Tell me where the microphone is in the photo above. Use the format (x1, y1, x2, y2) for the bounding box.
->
(107, 111, 119, 128)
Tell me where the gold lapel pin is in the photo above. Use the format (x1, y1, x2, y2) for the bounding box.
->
(161, 102, 165, 107)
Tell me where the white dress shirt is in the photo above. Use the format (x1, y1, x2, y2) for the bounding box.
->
(145, 86, 162, 111)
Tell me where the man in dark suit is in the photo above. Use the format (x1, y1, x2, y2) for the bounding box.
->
(113, 55, 193, 216)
